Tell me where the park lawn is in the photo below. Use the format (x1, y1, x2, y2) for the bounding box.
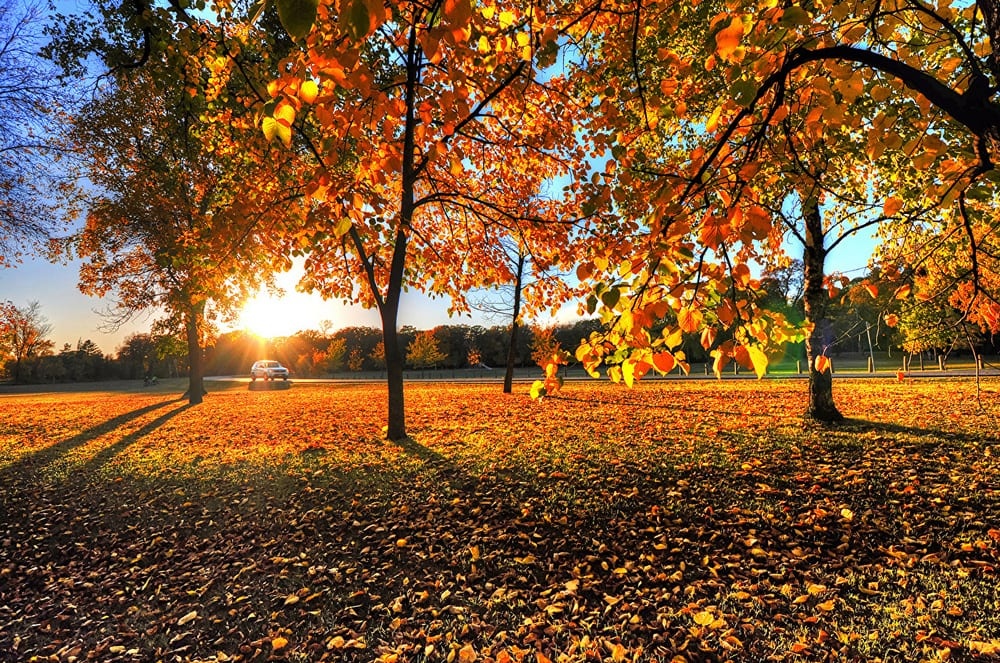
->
(1, 379, 999, 662)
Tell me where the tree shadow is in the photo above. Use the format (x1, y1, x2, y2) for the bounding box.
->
(391, 435, 479, 492)
(79, 403, 192, 475)
(1, 397, 185, 484)
(837, 418, 1000, 447)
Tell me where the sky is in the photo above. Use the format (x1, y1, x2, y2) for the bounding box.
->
(0, 232, 877, 357)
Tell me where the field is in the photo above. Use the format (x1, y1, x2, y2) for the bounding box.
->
(1, 378, 999, 662)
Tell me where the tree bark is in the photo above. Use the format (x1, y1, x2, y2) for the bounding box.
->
(503, 252, 525, 394)
(802, 194, 843, 422)
(184, 304, 205, 406)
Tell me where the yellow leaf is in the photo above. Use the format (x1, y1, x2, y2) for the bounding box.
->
(705, 105, 723, 133)
(274, 101, 296, 127)
(841, 508, 854, 521)
(747, 346, 768, 379)
(262, 116, 279, 142)
(498, 10, 515, 28)
(299, 79, 319, 104)
(284, 594, 300, 605)
(610, 642, 627, 662)
(806, 583, 827, 596)
(693, 610, 715, 626)
(894, 284, 911, 299)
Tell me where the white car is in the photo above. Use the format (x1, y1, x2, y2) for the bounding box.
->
(250, 360, 289, 381)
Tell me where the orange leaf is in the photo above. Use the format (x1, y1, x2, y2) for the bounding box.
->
(700, 327, 717, 350)
(814, 355, 831, 374)
(458, 643, 477, 663)
(652, 352, 676, 374)
(894, 284, 911, 299)
(883, 196, 904, 217)
(272, 636, 289, 650)
(864, 283, 878, 298)
(677, 306, 702, 333)
(715, 17, 744, 61)
(884, 313, 899, 327)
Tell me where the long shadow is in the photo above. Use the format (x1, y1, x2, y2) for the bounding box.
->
(837, 418, 1000, 446)
(78, 403, 192, 476)
(392, 435, 479, 492)
(1, 397, 184, 483)
(551, 393, 999, 445)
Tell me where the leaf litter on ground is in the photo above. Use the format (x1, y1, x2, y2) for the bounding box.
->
(1, 378, 999, 662)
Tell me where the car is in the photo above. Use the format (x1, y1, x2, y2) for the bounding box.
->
(250, 360, 289, 381)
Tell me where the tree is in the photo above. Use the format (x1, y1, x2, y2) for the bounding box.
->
(59, 10, 302, 405)
(0, 0, 69, 266)
(557, 0, 1000, 418)
(0, 300, 53, 383)
(227, 0, 600, 439)
(406, 330, 446, 369)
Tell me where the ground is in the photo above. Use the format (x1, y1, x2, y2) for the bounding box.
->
(1, 378, 998, 662)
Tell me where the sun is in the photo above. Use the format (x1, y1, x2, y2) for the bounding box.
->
(237, 292, 318, 339)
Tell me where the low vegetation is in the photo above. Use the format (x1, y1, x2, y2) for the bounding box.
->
(1, 379, 999, 661)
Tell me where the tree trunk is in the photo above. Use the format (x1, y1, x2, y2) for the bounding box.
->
(185, 305, 205, 406)
(503, 252, 525, 394)
(802, 194, 843, 422)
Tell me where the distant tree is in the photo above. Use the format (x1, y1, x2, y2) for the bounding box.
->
(406, 331, 446, 370)
(0, 300, 53, 382)
(348, 348, 366, 373)
(322, 337, 347, 373)
(58, 338, 106, 381)
(117, 332, 157, 380)
(529, 325, 562, 368)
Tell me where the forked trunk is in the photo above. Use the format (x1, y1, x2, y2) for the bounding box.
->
(802, 194, 843, 422)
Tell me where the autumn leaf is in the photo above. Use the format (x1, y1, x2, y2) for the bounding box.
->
(652, 351, 676, 374)
(814, 355, 831, 374)
(677, 306, 702, 333)
(714, 17, 744, 62)
(747, 346, 768, 379)
(298, 80, 319, 104)
(276, 0, 318, 39)
(883, 196, 904, 217)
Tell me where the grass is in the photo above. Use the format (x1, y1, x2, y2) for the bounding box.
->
(1, 378, 999, 662)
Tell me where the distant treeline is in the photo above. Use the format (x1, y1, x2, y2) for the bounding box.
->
(203, 321, 607, 377)
(0, 320, 607, 383)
